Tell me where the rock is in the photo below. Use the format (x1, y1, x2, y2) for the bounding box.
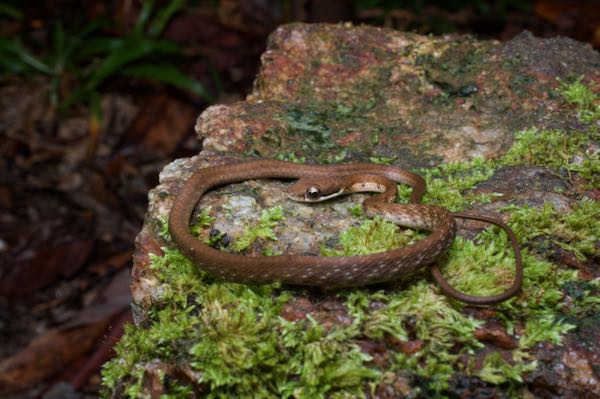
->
(198, 23, 598, 166)
(113, 23, 600, 398)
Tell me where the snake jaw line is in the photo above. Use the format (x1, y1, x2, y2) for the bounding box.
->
(303, 187, 346, 202)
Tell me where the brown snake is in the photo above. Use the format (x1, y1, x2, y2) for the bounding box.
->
(168, 159, 523, 305)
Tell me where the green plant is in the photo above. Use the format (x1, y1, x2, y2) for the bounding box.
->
(0, 0, 211, 121)
(190, 207, 216, 237)
(475, 351, 537, 384)
(320, 216, 424, 256)
(558, 76, 600, 123)
(232, 206, 285, 252)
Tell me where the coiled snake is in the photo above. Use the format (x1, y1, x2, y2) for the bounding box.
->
(168, 160, 522, 305)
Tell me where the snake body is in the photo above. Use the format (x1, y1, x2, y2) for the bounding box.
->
(169, 159, 522, 304)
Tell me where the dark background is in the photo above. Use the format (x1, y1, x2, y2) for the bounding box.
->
(0, 0, 598, 397)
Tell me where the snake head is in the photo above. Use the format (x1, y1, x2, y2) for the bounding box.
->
(287, 177, 346, 202)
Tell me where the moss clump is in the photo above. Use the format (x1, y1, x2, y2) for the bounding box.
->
(346, 284, 484, 392)
(275, 151, 306, 164)
(328, 199, 591, 390)
(440, 235, 517, 298)
(504, 198, 600, 261)
(276, 317, 380, 398)
(102, 247, 380, 398)
(157, 214, 172, 241)
(320, 216, 425, 256)
(421, 157, 496, 211)
(475, 351, 537, 385)
(102, 294, 202, 396)
(232, 206, 284, 252)
(562, 279, 600, 318)
(519, 314, 576, 349)
(500, 128, 599, 188)
(283, 107, 336, 152)
(190, 207, 216, 237)
(368, 155, 396, 165)
(392, 157, 496, 209)
(103, 80, 600, 396)
(558, 76, 600, 123)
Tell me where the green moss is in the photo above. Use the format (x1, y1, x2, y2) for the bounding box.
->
(333, 97, 378, 116)
(320, 216, 425, 256)
(157, 214, 171, 241)
(277, 317, 380, 398)
(370, 134, 380, 145)
(187, 286, 287, 396)
(348, 203, 364, 217)
(101, 307, 201, 397)
(159, 385, 194, 399)
(503, 198, 600, 261)
(105, 199, 596, 396)
(368, 155, 396, 165)
(558, 76, 600, 123)
(475, 351, 537, 384)
(562, 279, 600, 318)
(326, 149, 349, 164)
(284, 107, 335, 151)
(190, 206, 215, 237)
(519, 314, 576, 349)
(312, 118, 599, 392)
(325, 193, 595, 391)
(232, 206, 284, 252)
(275, 152, 306, 163)
(103, 243, 380, 398)
(439, 236, 517, 298)
(500, 128, 598, 183)
(346, 284, 484, 392)
(391, 156, 497, 209)
(421, 157, 495, 211)
(205, 229, 227, 248)
(261, 247, 280, 256)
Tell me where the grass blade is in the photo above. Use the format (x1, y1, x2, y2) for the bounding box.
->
(122, 63, 212, 101)
(133, 0, 155, 35)
(75, 37, 122, 61)
(0, 38, 54, 75)
(148, 0, 186, 37)
(87, 39, 180, 89)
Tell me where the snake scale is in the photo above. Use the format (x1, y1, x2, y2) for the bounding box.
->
(169, 159, 522, 305)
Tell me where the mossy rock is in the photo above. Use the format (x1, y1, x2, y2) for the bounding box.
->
(104, 23, 600, 398)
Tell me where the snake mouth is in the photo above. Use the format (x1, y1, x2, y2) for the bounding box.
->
(287, 188, 346, 203)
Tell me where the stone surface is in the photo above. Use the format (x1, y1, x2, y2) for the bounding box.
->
(198, 25, 599, 167)
(122, 23, 600, 398)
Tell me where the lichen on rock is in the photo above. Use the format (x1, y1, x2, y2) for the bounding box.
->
(104, 23, 600, 398)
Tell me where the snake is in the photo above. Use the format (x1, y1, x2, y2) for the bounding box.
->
(168, 159, 523, 305)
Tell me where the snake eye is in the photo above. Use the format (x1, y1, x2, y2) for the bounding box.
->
(306, 186, 321, 200)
